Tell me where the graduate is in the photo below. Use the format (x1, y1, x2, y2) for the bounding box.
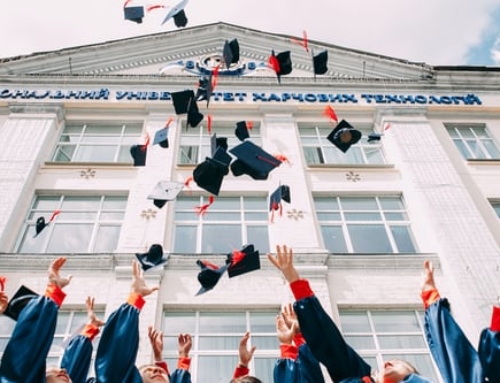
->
(421, 260, 500, 383)
(268, 245, 434, 383)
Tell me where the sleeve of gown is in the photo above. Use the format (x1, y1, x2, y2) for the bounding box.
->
(478, 305, 500, 383)
(61, 324, 100, 383)
(169, 358, 192, 383)
(297, 343, 325, 383)
(0, 284, 65, 383)
(94, 293, 144, 383)
(291, 279, 371, 382)
(423, 297, 483, 383)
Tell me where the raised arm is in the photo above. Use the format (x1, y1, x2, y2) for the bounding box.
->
(478, 297, 500, 383)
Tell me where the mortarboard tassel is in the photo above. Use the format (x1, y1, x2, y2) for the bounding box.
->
(274, 154, 290, 165)
(268, 53, 281, 75)
(229, 250, 246, 266)
(246, 121, 253, 131)
(256, 155, 281, 167)
(207, 115, 212, 135)
(323, 105, 338, 124)
(141, 132, 151, 152)
(291, 30, 309, 53)
(49, 210, 61, 223)
(194, 195, 215, 216)
(211, 64, 221, 90)
(0, 276, 5, 291)
(384, 123, 391, 131)
(269, 201, 283, 224)
(146, 4, 165, 12)
(199, 260, 220, 270)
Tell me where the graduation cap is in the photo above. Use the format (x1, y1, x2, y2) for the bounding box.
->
(268, 50, 293, 83)
(193, 147, 231, 196)
(210, 133, 228, 156)
(195, 75, 214, 108)
(223, 39, 240, 69)
(367, 133, 383, 143)
(130, 144, 147, 166)
(196, 260, 229, 296)
(34, 210, 61, 238)
(124, 6, 145, 23)
(153, 127, 169, 148)
(147, 181, 184, 208)
(135, 244, 168, 272)
(229, 141, 282, 180)
(269, 185, 291, 211)
(313, 50, 328, 76)
(4, 285, 39, 321)
(171, 90, 204, 127)
(235, 121, 251, 142)
(161, 0, 189, 27)
(326, 120, 362, 153)
(226, 244, 261, 278)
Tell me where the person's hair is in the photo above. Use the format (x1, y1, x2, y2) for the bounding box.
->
(230, 376, 263, 383)
(138, 364, 169, 375)
(396, 359, 420, 375)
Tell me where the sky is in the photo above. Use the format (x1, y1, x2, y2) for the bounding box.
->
(0, 0, 500, 66)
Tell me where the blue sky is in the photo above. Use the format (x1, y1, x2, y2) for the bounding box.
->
(0, 0, 499, 66)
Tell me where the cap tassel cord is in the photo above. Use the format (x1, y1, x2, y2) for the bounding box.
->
(256, 155, 280, 166)
(0, 276, 5, 291)
(194, 195, 215, 216)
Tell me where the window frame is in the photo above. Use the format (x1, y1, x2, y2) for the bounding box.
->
(446, 123, 500, 160)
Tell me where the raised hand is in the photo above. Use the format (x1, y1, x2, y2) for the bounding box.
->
(86, 296, 105, 328)
(422, 260, 437, 292)
(148, 326, 164, 361)
(48, 257, 72, 288)
(267, 245, 300, 283)
(238, 331, 256, 367)
(178, 333, 192, 358)
(0, 291, 8, 315)
(281, 303, 300, 334)
(131, 260, 159, 297)
(276, 314, 297, 345)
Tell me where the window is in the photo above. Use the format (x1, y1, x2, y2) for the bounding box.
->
(178, 123, 261, 165)
(162, 310, 279, 383)
(447, 124, 500, 160)
(339, 309, 440, 382)
(491, 202, 500, 219)
(1, 308, 104, 368)
(17, 195, 128, 253)
(314, 196, 417, 254)
(299, 125, 385, 165)
(173, 196, 270, 253)
(52, 122, 143, 163)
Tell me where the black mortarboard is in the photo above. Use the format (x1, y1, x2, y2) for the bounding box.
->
(35, 217, 48, 237)
(171, 90, 195, 115)
(130, 144, 147, 166)
(226, 244, 261, 278)
(223, 39, 240, 69)
(196, 260, 229, 296)
(210, 133, 228, 156)
(124, 6, 144, 23)
(161, 0, 189, 27)
(269, 50, 293, 83)
(187, 99, 204, 128)
(367, 133, 383, 143)
(229, 141, 282, 180)
(326, 119, 362, 153)
(147, 181, 184, 208)
(235, 121, 250, 142)
(153, 127, 169, 148)
(195, 75, 213, 107)
(135, 244, 168, 271)
(192, 148, 231, 196)
(269, 185, 291, 211)
(313, 50, 328, 75)
(4, 285, 39, 321)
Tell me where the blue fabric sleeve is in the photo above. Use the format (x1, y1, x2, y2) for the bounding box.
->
(169, 368, 192, 383)
(297, 343, 325, 383)
(478, 327, 500, 383)
(0, 296, 58, 383)
(293, 296, 371, 382)
(61, 334, 93, 383)
(94, 303, 142, 383)
(424, 298, 483, 383)
(273, 356, 299, 383)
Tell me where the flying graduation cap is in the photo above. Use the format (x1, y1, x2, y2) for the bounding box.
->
(229, 140, 282, 180)
(234, 121, 252, 142)
(312, 50, 328, 76)
(196, 260, 229, 296)
(223, 39, 240, 69)
(4, 285, 39, 321)
(195, 74, 215, 108)
(130, 131, 150, 166)
(367, 133, 383, 143)
(193, 139, 232, 196)
(135, 244, 168, 271)
(123, 0, 145, 23)
(161, 0, 189, 27)
(34, 210, 61, 238)
(323, 105, 362, 153)
(268, 50, 293, 83)
(147, 181, 184, 208)
(225, 244, 261, 278)
(269, 185, 291, 222)
(171, 90, 204, 128)
(153, 118, 173, 148)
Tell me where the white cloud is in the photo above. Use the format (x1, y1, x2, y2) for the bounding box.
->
(0, 0, 498, 65)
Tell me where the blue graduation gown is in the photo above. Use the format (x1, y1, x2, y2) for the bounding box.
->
(0, 296, 58, 383)
(273, 343, 325, 383)
(61, 333, 95, 383)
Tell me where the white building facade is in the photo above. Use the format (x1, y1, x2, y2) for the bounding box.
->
(1, 22, 500, 383)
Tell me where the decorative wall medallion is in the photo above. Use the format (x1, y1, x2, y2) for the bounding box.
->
(80, 168, 96, 179)
(346, 171, 361, 182)
(141, 209, 157, 219)
(287, 209, 304, 221)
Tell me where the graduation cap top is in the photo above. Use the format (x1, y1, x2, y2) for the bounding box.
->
(229, 141, 282, 180)
(130, 144, 147, 166)
(124, 6, 145, 23)
(4, 285, 39, 321)
(226, 244, 261, 278)
(161, 0, 189, 27)
(147, 181, 184, 209)
(326, 119, 362, 153)
(235, 121, 250, 142)
(313, 50, 328, 75)
(193, 147, 231, 196)
(171, 90, 204, 128)
(223, 39, 240, 69)
(135, 244, 168, 271)
(153, 120, 172, 148)
(196, 260, 229, 296)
